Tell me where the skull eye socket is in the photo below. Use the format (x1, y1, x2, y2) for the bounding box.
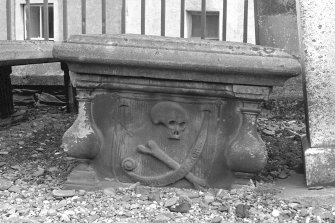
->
(179, 122, 186, 129)
(168, 120, 177, 126)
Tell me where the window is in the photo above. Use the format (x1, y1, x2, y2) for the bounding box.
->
(23, 4, 54, 40)
(15, 0, 59, 41)
(188, 11, 219, 40)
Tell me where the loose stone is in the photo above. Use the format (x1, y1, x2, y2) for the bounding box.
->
(177, 190, 200, 199)
(218, 204, 229, 212)
(47, 167, 58, 172)
(148, 192, 161, 202)
(300, 208, 309, 217)
(10, 165, 20, 170)
(288, 202, 300, 210)
(164, 197, 179, 207)
(168, 196, 192, 213)
(235, 204, 250, 218)
(0, 179, 12, 190)
(103, 187, 116, 196)
(128, 182, 140, 190)
(135, 186, 150, 195)
(153, 214, 171, 223)
(47, 209, 57, 216)
(33, 168, 45, 177)
(308, 186, 324, 190)
(211, 216, 223, 223)
(52, 189, 76, 198)
(8, 185, 21, 193)
(122, 195, 132, 202)
(272, 209, 281, 217)
(130, 203, 140, 209)
(78, 190, 86, 196)
(204, 195, 215, 204)
(278, 171, 289, 179)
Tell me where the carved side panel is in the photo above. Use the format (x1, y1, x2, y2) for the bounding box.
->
(90, 93, 239, 188)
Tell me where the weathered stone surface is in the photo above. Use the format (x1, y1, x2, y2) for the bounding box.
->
(297, 0, 335, 148)
(303, 138, 335, 187)
(0, 41, 57, 66)
(53, 34, 301, 87)
(53, 34, 300, 190)
(297, 0, 335, 187)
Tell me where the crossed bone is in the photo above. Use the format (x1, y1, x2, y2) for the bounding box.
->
(137, 140, 207, 188)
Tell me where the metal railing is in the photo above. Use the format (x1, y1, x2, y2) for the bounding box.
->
(2, 0, 261, 117)
(6, 0, 260, 44)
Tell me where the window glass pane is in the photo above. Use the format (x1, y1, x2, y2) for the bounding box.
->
(206, 15, 219, 38)
(48, 6, 54, 38)
(191, 13, 219, 39)
(29, 6, 41, 38)
(41, 5, 54, 38)
(191, 15, 201, 37)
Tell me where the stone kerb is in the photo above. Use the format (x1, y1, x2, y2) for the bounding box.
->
(297, 0, 335, 187)
(0, 41, 57, 66)
(53, 34, 301, 190)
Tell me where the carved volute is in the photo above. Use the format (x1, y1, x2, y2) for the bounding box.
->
(62, 91, 100, 160)
(227, 102, 267, 173)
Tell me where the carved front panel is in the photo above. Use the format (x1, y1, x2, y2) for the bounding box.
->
(90, 93, 239, 188)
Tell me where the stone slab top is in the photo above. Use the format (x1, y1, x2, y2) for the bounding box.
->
(0, 41, 58, 66)
(53, 34, 302, 86)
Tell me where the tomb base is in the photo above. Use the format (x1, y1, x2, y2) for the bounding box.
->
(53, 34, 301, 189)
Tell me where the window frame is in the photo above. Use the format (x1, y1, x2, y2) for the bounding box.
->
(187, 10, 220, 41)
(15, 0, 59, 41)
(23, 3, 54, 40)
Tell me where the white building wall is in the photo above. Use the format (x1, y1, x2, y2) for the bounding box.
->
(126, 0, 255, 43)
(2, 0, 254, 43)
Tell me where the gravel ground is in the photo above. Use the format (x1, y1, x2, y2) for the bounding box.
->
(0, 101, 334, 223)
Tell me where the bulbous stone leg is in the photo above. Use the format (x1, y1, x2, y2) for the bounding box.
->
(227, 102, 267, 174)
(62, 92, 100, 159)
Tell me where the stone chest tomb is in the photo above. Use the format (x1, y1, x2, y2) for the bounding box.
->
(53, 34, 301, 189)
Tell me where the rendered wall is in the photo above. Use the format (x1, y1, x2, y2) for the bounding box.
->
(0, 1, 7, 40)
(125, 0, 255, 43)
(67, 0, 122, 37)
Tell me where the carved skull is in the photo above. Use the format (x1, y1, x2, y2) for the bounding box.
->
(150, 102, 188, 140)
